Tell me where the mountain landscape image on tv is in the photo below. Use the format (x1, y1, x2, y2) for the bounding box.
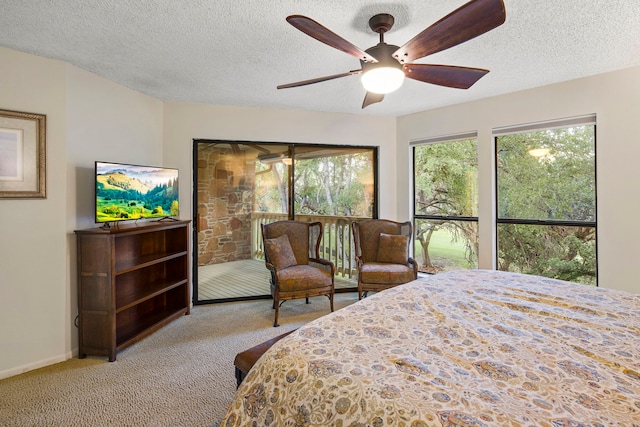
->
(95, 161, 179, 223)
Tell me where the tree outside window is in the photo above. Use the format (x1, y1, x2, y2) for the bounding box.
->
(496, 124, 597, 285)
(293, 150, 374, 218)
(413, 138, 478, 273)
(254, 147, 375, 218)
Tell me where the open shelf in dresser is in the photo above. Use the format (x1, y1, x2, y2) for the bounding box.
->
(75, 220, 191, 361)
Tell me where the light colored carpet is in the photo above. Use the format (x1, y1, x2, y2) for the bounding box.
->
(0, 293, 358, 427)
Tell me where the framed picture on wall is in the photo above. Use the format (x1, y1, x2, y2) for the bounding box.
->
(0, 109, 46, 198)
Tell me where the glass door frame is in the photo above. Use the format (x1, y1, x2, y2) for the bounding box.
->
(191, 139, 379, 305)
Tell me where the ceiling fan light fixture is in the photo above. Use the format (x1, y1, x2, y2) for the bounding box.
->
(280, 0, 506, 107)
(361, 67, 405, 94)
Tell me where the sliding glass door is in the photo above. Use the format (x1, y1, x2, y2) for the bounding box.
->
(193, 140, 377, 304)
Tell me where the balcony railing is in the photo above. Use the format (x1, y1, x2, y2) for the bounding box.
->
(251, 212, 368, 279)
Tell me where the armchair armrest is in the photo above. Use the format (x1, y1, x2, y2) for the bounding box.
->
(264, 261, 276, 271)
(407, 257, 418, 279)
(309, 257, 336, 276)
(354, 254, 364, 270)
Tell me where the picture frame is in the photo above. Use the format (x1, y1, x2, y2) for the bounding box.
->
(0, 109, 46, 198)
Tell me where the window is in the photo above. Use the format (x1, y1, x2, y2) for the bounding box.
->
(412, 134, 478, 273)
(251, 145, 376, 219)
(495, 115, 597, 285)
(292, 146, 374, 218)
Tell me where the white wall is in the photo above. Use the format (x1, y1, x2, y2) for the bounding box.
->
(0, 47, 164, 379)
(0, 47, 69, 378)
(162, 103, 398, 221)
(397, 65, 640, 294)
(67, 66, 164, 230)
(65, 65, 165, 366)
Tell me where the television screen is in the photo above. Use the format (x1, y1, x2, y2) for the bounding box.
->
(95, 161, 179, 223)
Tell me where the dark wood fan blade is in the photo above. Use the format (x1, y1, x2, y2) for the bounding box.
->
(287, 15, 378, 63)
(277, 70, 362, 89)
(404, 64, 489, 89)
(362, 92, 384, 109)
(393, 0, 506, 63)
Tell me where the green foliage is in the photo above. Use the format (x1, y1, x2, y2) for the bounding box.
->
(413, 139, 479, 271)
(496, 126, 596, 284)
(254, 150, 374, 217)
(96, 175, 179, 222)
(497, 224, 596, 285)
(413, 126, 596, 285)
(414, 140, 478, 217)
(293, 154, 373, 217)
(97, 200, 145, 222)
(497, 127, 595, 221)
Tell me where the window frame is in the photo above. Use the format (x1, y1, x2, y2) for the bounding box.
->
(191, 139, 379, 304)
(493, 115, 598, 283)
(411, 132, 479, 271)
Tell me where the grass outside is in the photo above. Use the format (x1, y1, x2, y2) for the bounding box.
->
(414, 228, 475, 272)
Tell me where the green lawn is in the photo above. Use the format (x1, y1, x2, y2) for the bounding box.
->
(414, 228, 473, 270)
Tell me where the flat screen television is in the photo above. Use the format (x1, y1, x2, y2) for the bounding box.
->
(95, 161, 179, 223)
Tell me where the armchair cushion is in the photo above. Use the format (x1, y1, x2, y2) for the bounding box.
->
(377, 233, 409, 264)
(360, 262, 416, 284)
(265, 234, 297, 270)
(276, 265, 333, 292)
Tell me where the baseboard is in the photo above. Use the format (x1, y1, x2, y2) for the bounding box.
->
(0, 351, 74, 380)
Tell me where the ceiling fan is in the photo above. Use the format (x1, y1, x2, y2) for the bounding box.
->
(277, 0, 506, 109)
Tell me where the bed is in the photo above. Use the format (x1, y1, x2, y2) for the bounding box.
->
(221, 270, 640, 426)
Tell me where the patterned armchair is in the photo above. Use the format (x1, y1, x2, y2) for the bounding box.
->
(351, 219, 418, 299)
(261, 220, 335, 327)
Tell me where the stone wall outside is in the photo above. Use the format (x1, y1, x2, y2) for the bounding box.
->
(197, 147, 255, 266)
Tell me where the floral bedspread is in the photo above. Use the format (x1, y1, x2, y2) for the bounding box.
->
(221, 270, 640, 426)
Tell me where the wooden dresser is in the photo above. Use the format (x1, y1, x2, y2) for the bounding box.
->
(75, 220, 190, 361)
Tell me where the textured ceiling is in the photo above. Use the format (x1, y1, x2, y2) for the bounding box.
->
(1, 0, 639, 116)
